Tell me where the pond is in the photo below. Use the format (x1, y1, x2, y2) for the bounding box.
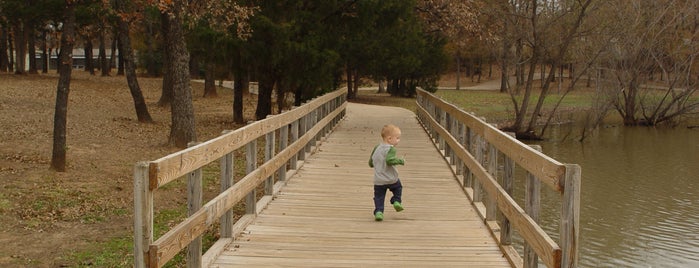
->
(528, 123, 699, 267)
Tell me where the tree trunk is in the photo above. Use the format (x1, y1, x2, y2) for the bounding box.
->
(51, 3, 76, 172)
(352, 69, 359, 97)
(276, 80, 285, 113)
(84, 39, 95, 74)
(41, 30, 48, 73)
(255, 78, 274, 120)
(455, 55, 461, 90)
(158, 13, 173, 106)
(14, 22, 26, 74)
(117, 37, 124, 75)
(511, 0, 540, 133)
(109, 37, 117, 70)
(0, 26, 9, 72)
(164, 8, 197, 148)
(345, 66, 355, 99)
(500, 25, 510, 93)
(99, 26, 110, 76)
(233, 65, 247, 124)
(116, 8, 153, 123)
(27, 21, 37, 74)
(189, 53, 200, 78)
(515, 38, 524, 88)
(203, 61, 217, 97)
(8, 30, 15, 72)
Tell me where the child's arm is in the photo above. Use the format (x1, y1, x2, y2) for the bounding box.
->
(368, 145, 377, 167)
(385, 147, 405, 166)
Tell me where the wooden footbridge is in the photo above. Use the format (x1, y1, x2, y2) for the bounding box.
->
(133, 89, 580, 268)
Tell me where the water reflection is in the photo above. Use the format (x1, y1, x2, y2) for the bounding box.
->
(528, 124, 699, 267)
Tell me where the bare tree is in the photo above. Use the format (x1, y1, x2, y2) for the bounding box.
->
(601, 0, 699, 126)
(487, 0, 595, 139)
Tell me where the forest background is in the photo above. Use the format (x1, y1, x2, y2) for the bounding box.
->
(1, 0, 698, 266)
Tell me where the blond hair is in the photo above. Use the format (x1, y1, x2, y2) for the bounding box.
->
(381, 124, 401, 139)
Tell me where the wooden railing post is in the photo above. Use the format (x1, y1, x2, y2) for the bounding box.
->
(454, 121, 462, 174)
(444, 112, 452, 160)
(133, 162, 152, 268)
(278, 124, 289, 182)
(562, 164, 581, 268)
(290, 117, 299, 169)
(264, 120, 276, 196)
(486, 135, 498, 221)
(309, 107, 317, 150)
(524, 145, 543, 268)
(472, 134, 484, 203)
(219, 130, 234, 238)
(438, 109, 446, 151)
(500, 132, 516, 246)
(464, 126, 473, 188)
(245, 137, 257, 215)
(298, 113, 307, 160)
(187, 142, 203, 268)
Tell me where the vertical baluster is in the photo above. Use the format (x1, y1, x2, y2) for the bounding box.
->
(133, 162, 152, 268)
(290, 117, 299, 169)
(219, 130, 234, 238)
(486, 132, 498, 221)
(562, 164, 581, 268)
(473, 134, 483, 203)
(298, 110, 307, 160)
(187, 142, 203, 267)
(500, 132, 516, 246)
(524, 145, 542, 268)
(264, 124, 275, 195)
(245, 137, 257, 215)
(278, 124, 289, 182)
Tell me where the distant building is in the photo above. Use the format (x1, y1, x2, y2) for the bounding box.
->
(34, 48, 120, 70)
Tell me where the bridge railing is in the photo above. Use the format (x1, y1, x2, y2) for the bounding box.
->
(133, 90, 347, 268)
(416, 89, 580, 268)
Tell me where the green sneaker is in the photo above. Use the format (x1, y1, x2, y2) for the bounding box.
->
(393, 201, 404, 212)
(374, 211, 384, 221)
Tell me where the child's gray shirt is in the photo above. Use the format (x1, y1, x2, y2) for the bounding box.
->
(369, 143, 405, 185)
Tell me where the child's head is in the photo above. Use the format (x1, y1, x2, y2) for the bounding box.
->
(381, 124, 401, 146)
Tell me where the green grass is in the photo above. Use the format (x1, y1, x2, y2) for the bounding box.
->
(68, 236, 132, 267)
(352, 88, 599, 124)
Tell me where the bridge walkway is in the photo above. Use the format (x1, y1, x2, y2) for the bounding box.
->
(210, 103, 511, 267)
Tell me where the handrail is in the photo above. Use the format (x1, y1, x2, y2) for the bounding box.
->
(416, 89, 580, 268)
(134, 90, 347, 268)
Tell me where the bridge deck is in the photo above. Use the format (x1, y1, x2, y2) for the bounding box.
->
(210, 103, 511, 267)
